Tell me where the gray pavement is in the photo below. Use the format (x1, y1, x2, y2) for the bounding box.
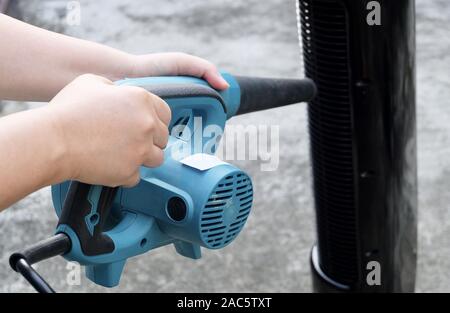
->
(0, 0, 449, 292)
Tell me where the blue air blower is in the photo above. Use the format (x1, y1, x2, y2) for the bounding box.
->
(9, 72, 316, 292)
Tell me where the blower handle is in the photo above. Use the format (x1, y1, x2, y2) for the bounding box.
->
(57, 182, 118, 256)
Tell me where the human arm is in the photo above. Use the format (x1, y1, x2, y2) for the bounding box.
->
(0, 74, 170, 210)
(0, 14, 228, 102)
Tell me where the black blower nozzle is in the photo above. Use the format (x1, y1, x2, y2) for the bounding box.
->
(235, 76, 316, 115)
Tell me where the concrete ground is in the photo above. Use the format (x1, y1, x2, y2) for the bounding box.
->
(0, 0, 449, 292)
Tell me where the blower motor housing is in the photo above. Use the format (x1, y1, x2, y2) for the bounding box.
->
(52, 155, 253, 255)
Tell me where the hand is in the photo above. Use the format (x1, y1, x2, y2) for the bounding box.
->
(45, 74, 171, 187)
(128, 52, 230, 90)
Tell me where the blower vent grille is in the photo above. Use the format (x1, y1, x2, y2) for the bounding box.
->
(200, 172, 253, 249)
(300, 0, 359, 285)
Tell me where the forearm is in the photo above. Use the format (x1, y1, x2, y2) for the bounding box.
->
(0, 107, 66, 210)
(0, 14, 133, 101)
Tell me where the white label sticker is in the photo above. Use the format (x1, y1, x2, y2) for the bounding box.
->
(180, 153, 227, 171)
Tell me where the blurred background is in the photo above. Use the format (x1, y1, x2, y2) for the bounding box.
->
(0, 0, 449, 292)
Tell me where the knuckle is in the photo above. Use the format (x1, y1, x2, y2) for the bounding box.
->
(148, 149, 164, 167)
(155, 150, 164, 164)
(148, 91, 163, 104)
(136, 88, 150, 99)
(144, 115, 156, 132)
(126, 174, 140, 187)
(154, 97, 171, 124)
(207, 62, 218, 72)
(108, 182, 121, 188)
(78, 73, 102, 82)
(162, 125, 170, 139)
(138, 145, 150, 160)
(125, 163, 139, 178)
(77, 73, 96, 80)
(126, 86, 149, 100)
(162, 130, 170, 146)
(75, 73, 112, 86)
(162, 100, 171, 117)
(155, 135, 168, 149)
(150, 159, 163, 168)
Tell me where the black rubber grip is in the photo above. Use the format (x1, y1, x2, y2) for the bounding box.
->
(57, 182, 118, 256)
(139, 83, 227, 114)
(235, 76, 316, 115)
(9, 233, 71, 270)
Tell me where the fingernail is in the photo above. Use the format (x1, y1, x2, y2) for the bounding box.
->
(220, 76, 230, 88)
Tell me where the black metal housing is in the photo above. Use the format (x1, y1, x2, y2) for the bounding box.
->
(299, 0, 417, 292)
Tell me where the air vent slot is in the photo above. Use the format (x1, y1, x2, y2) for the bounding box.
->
(200, 172, 253, 249)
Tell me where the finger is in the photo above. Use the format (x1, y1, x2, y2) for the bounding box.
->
(177, 54, 229, 90)
(143, 147, 164, 168)
(75, 73, 113, 85)
(120, 86, 171, 126)
(152, 120, 169, 149)
(150, 93, 171, 126)
(203, 70, 230, 90)
(91, 75, 114, 85)
(163, 53, 230, 90)
(123, 171, 141, 188)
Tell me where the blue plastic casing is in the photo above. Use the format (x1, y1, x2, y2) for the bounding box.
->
(51, 73, 253, 287)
